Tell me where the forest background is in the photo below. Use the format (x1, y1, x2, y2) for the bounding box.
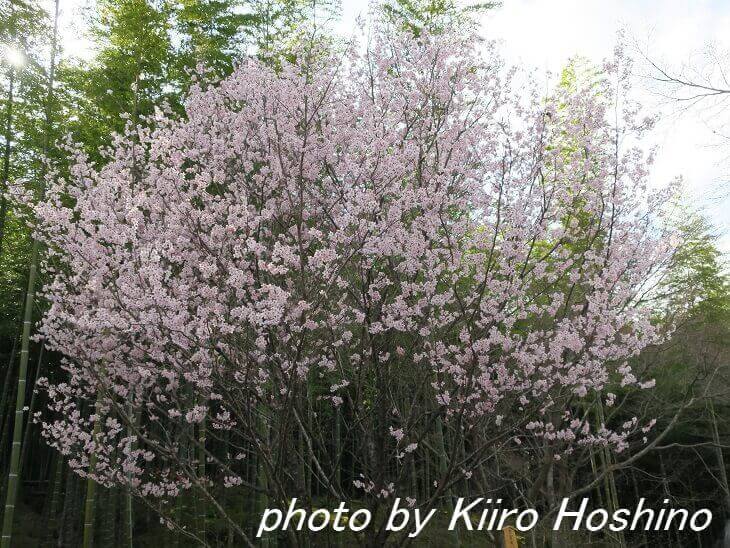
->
(0, 0, 729, 547)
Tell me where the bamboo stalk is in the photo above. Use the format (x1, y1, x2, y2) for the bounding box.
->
(0, 63, 15, 257)
(19, 346, 44, 475)
(0, 331, 20, 447)
(0, 234, 41, 548)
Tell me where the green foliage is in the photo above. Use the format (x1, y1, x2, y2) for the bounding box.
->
(60, 0, 174, 159)
(245, 0, 341, 65)
(380, 0, 498, 35)
(661, 208, 729, 314)
(0, 0, 54, 339)
(174, 0, 254, 80)
(0, 210, 30, 340)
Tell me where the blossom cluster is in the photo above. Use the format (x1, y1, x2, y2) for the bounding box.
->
(25, 25, 674, 505)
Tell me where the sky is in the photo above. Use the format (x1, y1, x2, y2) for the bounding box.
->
(56, 0, 730, 252)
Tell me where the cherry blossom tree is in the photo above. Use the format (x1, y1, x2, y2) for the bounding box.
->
(22, 22, 676, 545)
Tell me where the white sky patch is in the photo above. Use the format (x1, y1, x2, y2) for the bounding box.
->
(49, 0, 95, 61)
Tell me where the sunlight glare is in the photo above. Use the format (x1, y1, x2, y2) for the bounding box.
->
(3, 45, 25, 68)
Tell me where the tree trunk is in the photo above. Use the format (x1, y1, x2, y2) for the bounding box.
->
(257, 410, 277, 548)
(124, 397, 141, 548)
(82, 395, 104, 548)
(99, 486, 117, 546)
(435, 415, 460, 547)
(196, 415, 207, 544)
(45, 454, 64, 547)
(629, 466, 648, 548)
(174, 436, 189, 548)
(595, 397, 625, 548)
(658, 453, 675, 548)
(0, 66, 15, 257)
(60, 461, 81, 548)
(709, 398, 730, 513)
